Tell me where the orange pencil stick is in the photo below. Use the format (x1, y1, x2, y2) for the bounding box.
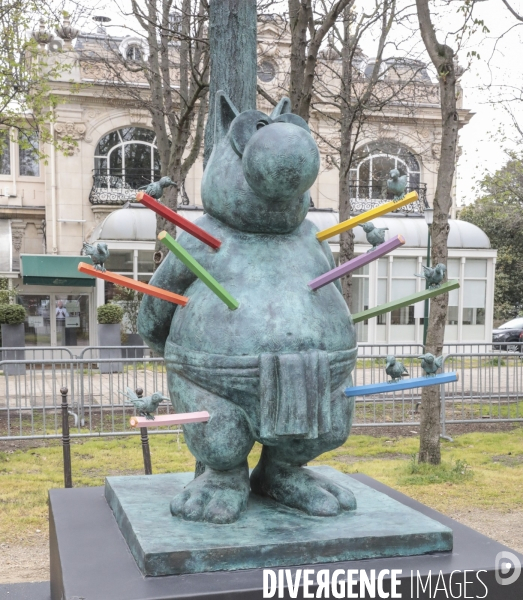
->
(78, 263, 189, 306)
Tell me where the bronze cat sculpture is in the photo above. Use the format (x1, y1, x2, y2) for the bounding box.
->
(138, 93, 358, 524)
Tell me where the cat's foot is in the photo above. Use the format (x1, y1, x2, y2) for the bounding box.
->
(170, 462, 250, 524)
(250, 461, 356, 517)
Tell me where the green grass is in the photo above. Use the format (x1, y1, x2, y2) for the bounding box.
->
(443, 400, 523, 420)
(311, 427, 523, 515)
(401, 456, 473, 485)
(1, 427, 523, 544)
(485, 358, 507, 367)
(354, 356, 523, 370)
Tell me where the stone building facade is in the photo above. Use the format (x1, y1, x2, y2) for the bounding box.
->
(0, 16, 496, 349)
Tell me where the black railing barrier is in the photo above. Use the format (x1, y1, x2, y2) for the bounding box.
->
(136, 388, 153, 475)
(60, 386, 73, 488)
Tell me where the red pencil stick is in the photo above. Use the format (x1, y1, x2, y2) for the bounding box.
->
(136, 191, 221, 250)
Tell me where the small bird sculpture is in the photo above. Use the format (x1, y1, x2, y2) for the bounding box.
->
(124, 387, 170, 420)
(82, 241, 110, 272)
(360, 221, 389, 252)
(385, 355, 409, 383)
(418, 353, 444, 377)
(387, 168, 408, 201)
(138, 176, 176, 200)
(414, 263, 447, 289)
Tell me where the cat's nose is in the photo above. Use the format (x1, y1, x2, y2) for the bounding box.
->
(242, 122, 319, 202)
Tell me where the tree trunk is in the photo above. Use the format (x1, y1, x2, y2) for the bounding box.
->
(338, 9, 355, 308)
(203, 0, 257, 167)
(416, 0, 459, 465)
(288, 0, 309, 117)
(153, 181, 180, 263)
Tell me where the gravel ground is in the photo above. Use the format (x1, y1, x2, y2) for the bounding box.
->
(449, 509, 523, 555)
(0, 535, 49, 584)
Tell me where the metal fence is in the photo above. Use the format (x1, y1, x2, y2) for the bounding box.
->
(1, 345, 522, 440)
(441, 353, 523, 424)
(0, 355, 176, 440)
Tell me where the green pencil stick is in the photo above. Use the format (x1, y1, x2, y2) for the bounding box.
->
(158, 231, 239, 310)
(352, 280, 460, 324)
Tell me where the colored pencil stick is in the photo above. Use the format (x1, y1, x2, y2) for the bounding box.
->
(309, 235, 405, 291)
(130, 411, 210, 428)
(158, 231, 239, 310)
(351, 279, 459, 324)
(344, 372, 458, 398)
(316, 191, 419, 242)
(136, 191, 221, 250)
(77, 262, 189, 306)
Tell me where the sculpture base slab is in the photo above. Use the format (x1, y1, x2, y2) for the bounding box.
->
(49, 473, 523, 600)
(104, 466, 452, 577)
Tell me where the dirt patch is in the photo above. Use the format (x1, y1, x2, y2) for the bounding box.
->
(334, 453, 411, 464)
(0, 535, 48, 584)
(449, 509, 523, 554)
(492, 454, 523, 467)
(352, 421, 522, 439)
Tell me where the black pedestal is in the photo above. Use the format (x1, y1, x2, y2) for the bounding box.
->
(0, 582, 50, 600)
(49, 474, 523, 600)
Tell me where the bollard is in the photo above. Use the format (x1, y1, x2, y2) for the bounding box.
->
(136, 388, 152, 475)
(60, 387, 73, 488)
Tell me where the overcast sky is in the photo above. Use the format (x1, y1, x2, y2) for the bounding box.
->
(456, 0, 523, 206)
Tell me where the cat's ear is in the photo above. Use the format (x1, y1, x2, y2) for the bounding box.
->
(214, 91, 239, 143)
(270, 97, 291, 119)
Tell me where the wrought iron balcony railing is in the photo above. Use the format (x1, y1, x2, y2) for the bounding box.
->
(349, 184, 428, 214)
(89, 169, 191, 206)
(89, 169, 154, 205)
(90, 169, 428, 212)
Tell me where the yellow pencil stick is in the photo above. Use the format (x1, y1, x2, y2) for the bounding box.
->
(316, 191, 419, 242)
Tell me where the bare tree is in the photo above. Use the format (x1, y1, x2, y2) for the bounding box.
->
(82, 0, 209, 257)
(134, 0, 209, 255)
(331, 2, 396, 306)
(288, 0, 355, 122)
(415, 0, 460, 465)
(500, 0, 523, 21)
(306, 1, 432, 307)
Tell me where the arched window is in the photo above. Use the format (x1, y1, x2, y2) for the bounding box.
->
(94, 127, 161, 190)
(350, 140, 421, 204)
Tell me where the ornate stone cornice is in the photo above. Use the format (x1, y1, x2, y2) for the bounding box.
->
(0, 206, 45, 219)
(54, 122, 87, 155)
(10, 220, 26, 251)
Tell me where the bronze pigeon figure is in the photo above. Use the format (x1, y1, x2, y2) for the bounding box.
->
(360, 221, 389, 252)
(124, 387, 169, 420)
(138, 176, 176, 200)
(414, 263, 446, 289)
(82, 241, 110, 272)
(387, 168, 408, 201)
(418, 353, 443, 377)
(385, 355, 409, 383)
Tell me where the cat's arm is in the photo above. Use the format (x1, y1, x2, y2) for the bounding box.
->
(137, 231, 200, 356)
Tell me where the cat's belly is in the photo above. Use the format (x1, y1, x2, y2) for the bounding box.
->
(168, 246, 356, 356)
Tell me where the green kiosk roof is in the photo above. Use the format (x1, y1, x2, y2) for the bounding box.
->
(20, 255, 96, 287)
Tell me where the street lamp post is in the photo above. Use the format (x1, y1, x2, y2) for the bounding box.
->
(423, 207, 434, 348)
